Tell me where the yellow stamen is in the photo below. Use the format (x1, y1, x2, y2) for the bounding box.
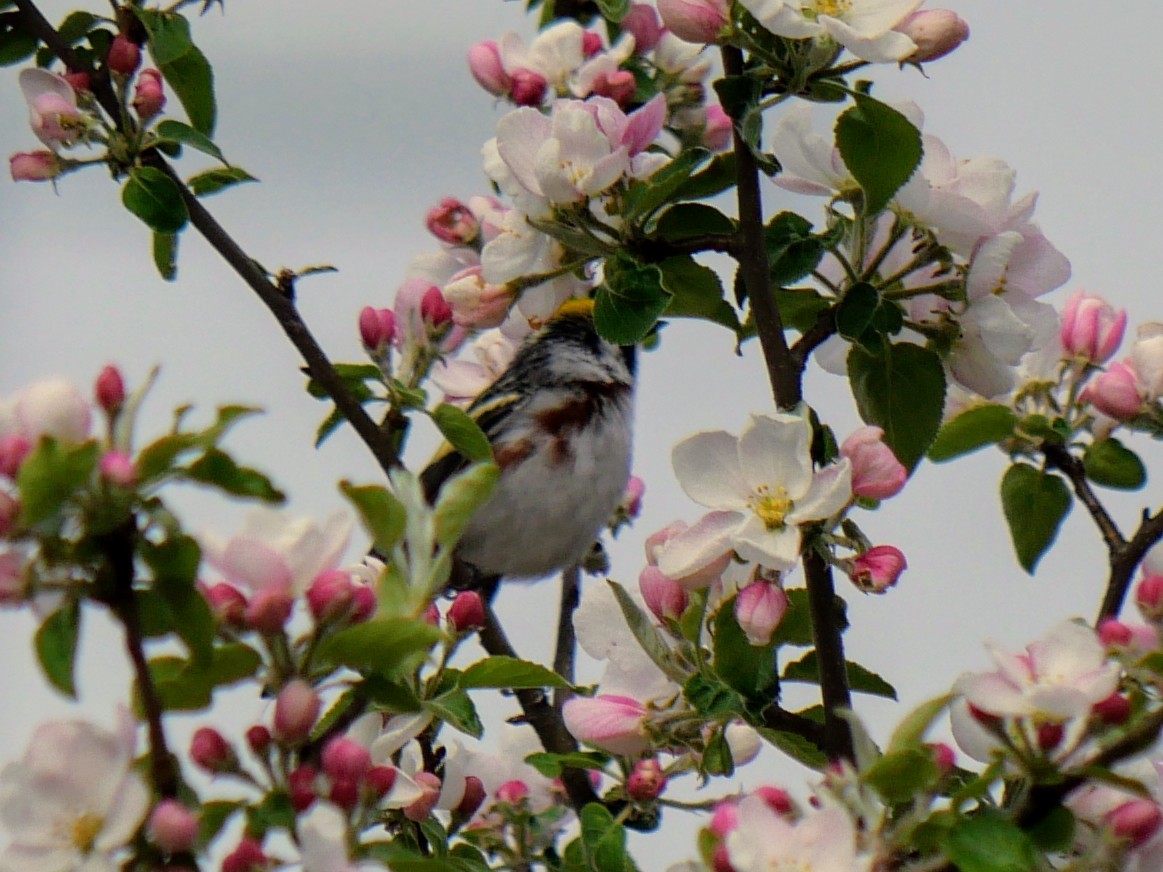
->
(71, 814, 103, 853)
(814, 0, 852, 17)
(752, 486, 793, 530)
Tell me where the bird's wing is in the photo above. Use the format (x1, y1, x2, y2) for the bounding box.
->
(419, 390, 523, 503)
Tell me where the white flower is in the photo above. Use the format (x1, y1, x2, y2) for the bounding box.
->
(740, 0, 921, 63)
(297, 802, 388, 872)
(499, 21, 587, 92)
(726, 797, 875, 872)
(0, 715, 150, 872)
(660, 412, 851, 575)
(199, 508, 352, 596)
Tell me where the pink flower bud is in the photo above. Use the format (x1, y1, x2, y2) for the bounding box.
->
(306, 569, 355, 623)
(94, 365, 126, 413)
(639, 565, 689, 623)
(1093, 692, 1132, 726)
(850, 545, 908, 593)
(201, 582, 247, 628)
(273, 679, 320, 745)
(448, 590, 486, 632)
(1036, 722, 1064, 751)
(581, 30, 604, 57)
(358, 306, 397, 352)
(621, 4, 662, 53)
(9, 150, 60, 182)
(753, 786, 794, 816)
(366, 765, 397, 799)
(0, 435, 31, 480)
(190, 727, 236, 773)
(420, 286, 454, 329)
(590, 69, 637, 107)
(656, 0, 729, 44)
(703, 104, 732, 151)
(454, 775, 486, 819)
(467, 40, 510, 96)
(443, 266, 513, 330)
(99, 450, 137, 487)
(423, 601, 441, 626)
(712, 842, 736, 872)
(708, 800, 738, 837)
(562, 694, 650, 756)
(620, 475, 645, 519)
(627, 758, 667, 801)
(734, 581, 789, 646)
(897, 9, 970, 64)
(107, 34, 142, 75)
(495, 779, 530, 805)
(0, 550, 26, 604)
(350, 584, 376, 623)
(841, 426, 907, 501)
(288, 764, 318, 811)
(222, 838, 268, 872)
(426, 197, 480, 246)
(508, 68, 548, 107)
(1098, 617, 1160, 653)
(1061, 291, 1127, 365)
(927, 742, 956, 776)
(245, 586, 294, 634)
(245, 725, 271, 754)
(1081, 361, 1144, 420)
(404, 772, 442, 822)
(321, 736, 371, 783)
(149, 799, 198, 854)
(62, 71, 90, 93)
(132, 69, 166, 119)
(0, 493, 19, 538)
(1137, 574, 1163, 622)
(329, 777, 360, 810)
(1107, 799, 1163, 847)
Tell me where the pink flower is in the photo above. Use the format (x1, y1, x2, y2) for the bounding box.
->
(467, 40, 511, 96)
(849, 545, 907, 593)
(840, 425, 907, 501)
(447, 590, 486, 631)
(201, 582, 247, 627)
(9, 150, 59, 182)
(358, 306, 397, 352)
(1137, 574, 1163, 622)
(1097, 617, 1159, 653)
(645, 519, 732, 591)
(1060, 290, 1127, 364)
(394, 278, 467, 352)
(20, 69, 82, 147)
(443, 266, 514, 329)
(509, 68, 548, 106)
(626, 758, 667, 801)
(620, 475, 645, 519)
(621, 4, 662, 52)
(703, 104, 733, 151)
(639, 565, 689, 622)
(404, 772, 442, 822)
(190, 727, 236, 773)
(657, 0, 730, 44)
(426, 197, 480, 246)
(273, 680, 321, 745)
(495, 779, 530, 805)
(132, 69, 166, 119)
(1107, 800, 1163, 847)
(896, 9, 970, 63)
(1081, 361, 1143, 420)
(244, 586, 294, 633)
(734, 581, 789, 646)
(321, 737, 371, 783)
(99, 451, 137, 487)
(107, 34, 142, 75)
(148, 799, 198, 854)
(562, 694, 651, 756)
(589, 69, 637, 107)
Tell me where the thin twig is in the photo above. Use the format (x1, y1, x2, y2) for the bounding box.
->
(553, 564, 581, 712)
(1042, 443, 1125, 556)
(803, 550, 853, 760)
(1098, 508, 1163, 622)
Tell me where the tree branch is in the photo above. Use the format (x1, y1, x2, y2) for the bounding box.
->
(553, 563, 581, 712)
(1042, 443, 1125, 556)
(803, 550, 853, 760)
(1098, 508, 1163, 622)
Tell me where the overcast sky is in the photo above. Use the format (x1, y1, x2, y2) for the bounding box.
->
(3, 1, 1163, 864)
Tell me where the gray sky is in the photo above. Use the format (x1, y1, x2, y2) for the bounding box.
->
(3, 1, 1162, 865)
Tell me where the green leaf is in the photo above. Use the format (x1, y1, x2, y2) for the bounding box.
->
(187, 166, 258, 197)
(359, 675, 423, 712)
(144, 534, 214, 665)
(835, 282, 880, 341)
(135, 10, 216, 134)
(123, 167, 189, 234)
(16, 439, 99, 526)
(593, 254, 669, 345)
(56, 11, 96, 44)
(154, 119, 226, 163)
(623, 148, 710, 220)
(424, 688, 483, 739)
(152, 231, 178, 281)
(863, 747, 938, 804)
(184, 448, 285, 502)
(755, 726, 828, 770)
(317, 617, 441, 679)
(246, 791, 296, 838)
(941, 811, 1040, 872)
(928, 404, 1017, 462)
(765, 212, 826, 289)
(136, 405, 262, 481)
(596, 0, 630, 21)
(198, 801, 242, 849)
(151, 643, 262, 711)
(773, 287, 832, 334)
(781, 650, 896, 699)
(432, 462, 500, 550)
(886, 693, 954, 752)
(430, 403, 493, 463)
(848, 341, 946, 471)
(459, 655, 572, 690)
(653, 203, 735, 241)
(672, 151, 737, 200)
(0, 19, 37, 65)
(712, 595, 778, 703)
(1083, 438, 1146, 490)
(35, 603, 80, 697)
(1000, 463, 1071, 573)
(702, 727, 735, 777)
(524, 751, 609, 778)
(834, 92, 923, 216)
(576, 803, 638, 872)
(770, 587, 815, 647)
(1026, 805, 1075, 853)
(683, 673, 746, 718)
(658, 255, 740, 333)
(339, 481, 407, 554)
(607, 580, 689, 684)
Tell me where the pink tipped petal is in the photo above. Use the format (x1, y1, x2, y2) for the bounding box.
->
(655, 510, 742, 583)
(623, 94, 666, 155)
(496, 108, 552, 195)
(221, 538, 293, 592)
(562, 695, 650, 756)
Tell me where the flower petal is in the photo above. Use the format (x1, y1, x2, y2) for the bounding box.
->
(788, 459, 852, 524)
(738, 412, 813, 498)
(672, 431, 748, 509)
(655, 511, 744, 582)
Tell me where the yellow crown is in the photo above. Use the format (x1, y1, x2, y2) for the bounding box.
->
(552, 297, 596, 320)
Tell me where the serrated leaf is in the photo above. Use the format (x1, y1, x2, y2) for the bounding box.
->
(941, 811, 1040, 872)
(432, 462, 499, 550)
(774, 287, 832, 334)
(596, 0, 630, 21)
(623, 149, 710, 220)
(781, 650, 896, 699)
(658, 255, 740, 333)
(459, 655, 572, 690)
(35, 603, 80, 698)
(765, 212, 826, 289)
(712, 595, 778, 703)
(1083, 438, 1146, 490)
(144, 534, 213, 665)
(424, 688, 483, 738)
(835, 93, 922, 216)
(653, 203, 735, 241)
(683, 673, 746, 718)
(135, 9, 216, 134)
(187, 166, 257, 197)
(56, 11, 96, 44)
(928, 404, 1017, 462)
(155, 119, 225, 163)
(577, 803, 638, 872)
(1000, 463, 1071, 573)
(835, 281, 880, 340)
(848, 341, 945, 471)
(606, 580, 689, 684)
(430, 403, 492, 463)
(184, 447, 284, 502)
(672, 151, 737, 200)
(152, 231, 178, 281)
(16, 439, 99, 526)
(594, 255, 669, 345)
(123, 167, 189, 234)
(317, 617, 441, 679)
(524, 751, 609, 778)
(340, 481, 406, 554)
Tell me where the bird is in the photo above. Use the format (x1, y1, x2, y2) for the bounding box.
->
(420, 298, 636, 593)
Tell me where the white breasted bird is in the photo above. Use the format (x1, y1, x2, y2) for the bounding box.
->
(421, 298, 635, 590)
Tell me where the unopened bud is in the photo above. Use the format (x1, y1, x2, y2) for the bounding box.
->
(1107, 799, 1163, 847)
(273, 679, 320, 745)
(1037, 722, 1064, 751)
(132, 68, 165, 119)
(62, 71, 90, 93)
(358, 306, 397, 352)
(753, 786, 794, 816)
(99, 451, 137, 487)
(734, 581, 789, 646)
(328, 777, 360, 811)
(627, 758, 667, 802)
(404, 772, 442, 822)
(148, 799, 198, 854)
(708, 800, 738, 837)
(850, 545, 907, 593)
(495, 779, 530, 806)
(420, 287, 453, 329)
(202, 582, 247, 628)
(467, 40, 510, 96)
(639, 565, 689, 623)
(0, 493, 19, 538)
(190, 727, 236, 773)
(621, 4, 662, 53)
(581, 30, 603, 57)
(0, 435, 32, 479)
(321, 736, 371, 783)
(448, 590, 486, 632)
(508, 68, 547, 107)
(288, 764, 318, 812)
(107, 34, 142, 75)
(10, 150, 60, 182)
(927, 742, 956, 776)
(244, 586, 294, 634)
(454, 775, 486, 819)
(1137, 573, 1163, 622)
(306, 569, 355, 623)
(426, 197, 480, 246)
(245, 724, 272, 755)
(94, 365, 126, 413)
(656, 0, 729, 44)
(222, 838, 267, 872)
(1093, 692, 1132, 726)
(897, 9, 970, 64)
(365, 765, 397, 800)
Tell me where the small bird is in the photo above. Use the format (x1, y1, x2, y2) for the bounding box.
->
(421, 299, 635, 590)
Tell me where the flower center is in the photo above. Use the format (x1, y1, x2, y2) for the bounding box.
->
(752, 486, 793, 530)
(71, 813, 103, 853)
(813, 0, 852, 17)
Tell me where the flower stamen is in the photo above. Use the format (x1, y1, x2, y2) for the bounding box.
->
(751, 486, 793, 530)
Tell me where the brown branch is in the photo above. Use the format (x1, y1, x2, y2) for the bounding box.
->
(1042, 443, 1125, 556)
(629, 233, 740, 264)
(789, 305, 838, 368)
(553, 563, 581, 712)
(760, 703, 827, 748)
(1098, 508, 1163, 623)
(803, 550, 853, 760)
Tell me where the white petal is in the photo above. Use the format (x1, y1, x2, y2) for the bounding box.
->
(671, 431, 748, 509)
(733, 515, 801, 571)
(737, 413, 813, 498)
(819, 15, 917, 63)
(496, 108, 552, 195)
(788, 460, 852, 523)
(656, 511, 745, 580)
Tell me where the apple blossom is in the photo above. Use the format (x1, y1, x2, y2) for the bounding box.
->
(20, 68, 83, 147)
(703, 103, 732, 151)
(849, 545, 907, 592)
(1082, 360, 1144, 420)
(725, 721, 762, 766)
(245, 585, 294, 632)
(645, 520, 732, 591)
(222, 837, 268, 872)
(4, 377, 92, 444)
(622, 4, 663, 52)
(1098, 617, 1160, 654)
(190, 726, 237, 773)
(426, 197, 480, 246)
(726, 797, 874, 872)
(94, 365, 126, 413)
(1060, 290, 1127, 364)
(739, 0, 921, 63)
(1108, 800, 1163, 848)
(9, 150, 59, 182)
(296, 801, 377, 872)
(274, 679, 322, 744)
(661, 412, 852, 576)
(734, 580, 789, 645)
(627, 758, 667, 801)
(840, 425, 907, 500)
(657, 0, 730, 44)
(403, 772, 442, 822)
(202, 581, 247, 627)
(896, 8, 969, 63)
(1138, 574, 1163, 622)
(443, 265, 514, 329)
(0, 716, 150, 872)
(454, 775, 487, 820)
(467, 40, 510, 96)
(447, 590, 486, 631)
(358, 306, 397, 353)
(132, 69, 166, 119)
(289, 764, 319, 811)
(245, 724, 272, 754)
(562, 693, 651, 756)
(639, 564, 690, 621)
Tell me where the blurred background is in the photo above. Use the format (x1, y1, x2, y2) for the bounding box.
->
(2, 1, 1160, 864)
